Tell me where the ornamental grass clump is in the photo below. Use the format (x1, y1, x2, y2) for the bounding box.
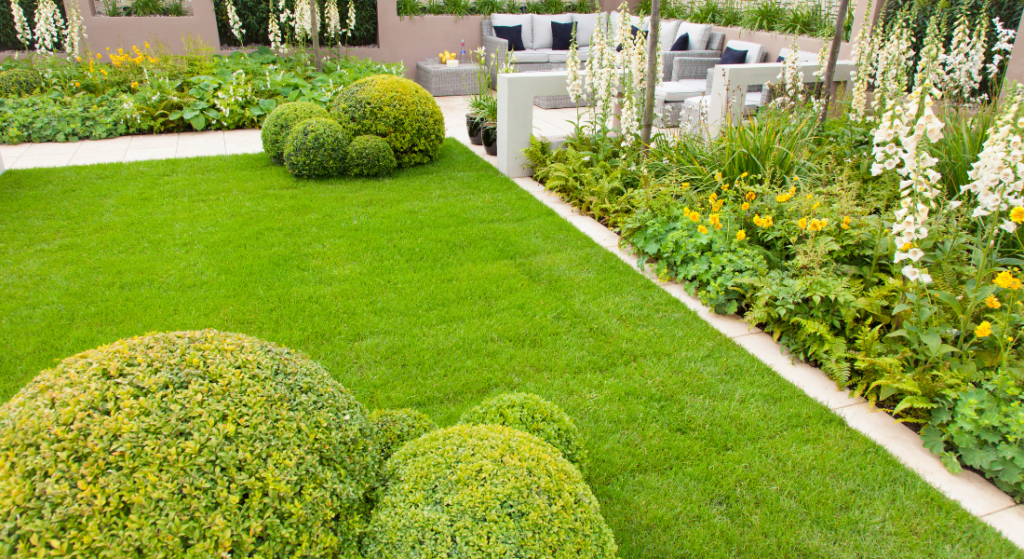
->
(330, 74, 444, 168)
(369, 408, 437, 462)
(459, 392, 588, 469)
(283, 117, 350, 178)
(0, 69, 42, 97)
(261, 100, 330, 164)
(346, 134, 397, 177)
(364, 424, 618, 559)
(0, 330, 381, 559)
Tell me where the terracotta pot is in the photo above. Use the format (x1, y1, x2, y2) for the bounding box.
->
(466, 113, 485, 145)
(481, 123, 497, 156)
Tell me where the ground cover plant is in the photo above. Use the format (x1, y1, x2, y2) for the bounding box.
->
(0, 44, 402, 143)
(0, 141, 1020, 557)
(529, 4, 1024, 501)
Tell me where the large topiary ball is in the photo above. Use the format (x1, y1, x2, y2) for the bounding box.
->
(0, 330, 380, 559)
(261, 101, 330, 165)
(365, 424, 617, 559)
(0, 69, 42, 97)
(459, 392, 588, 470)
(369, 408, 437, 462)
(330, 75, 444, 168)
(346, 135, 397, 177)
(284, 117, 350, 178)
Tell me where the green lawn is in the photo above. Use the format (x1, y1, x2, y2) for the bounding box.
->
(0, 140, 1019, 559)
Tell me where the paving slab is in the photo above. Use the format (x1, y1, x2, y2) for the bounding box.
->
(67, 151, 125, 166)
(123, 147, 178, 162)
(11, 154, 74, 169)
(77, 136, 132, 153)
(128, 134, 178, 149)
(22, 142, 81, 156)
(981, 505, 1024, 548)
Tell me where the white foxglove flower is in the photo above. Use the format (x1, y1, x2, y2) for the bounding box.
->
(227, 0, 245, 44)
(10, 0, 32, 49)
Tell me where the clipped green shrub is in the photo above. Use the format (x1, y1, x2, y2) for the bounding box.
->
(369, 408, 437, 462)
(365, 424, 618, 559)
(261, 101, 330, 164)
(330, 75, 444, 168)
(0, 69, 42, 97)
(346, 135, 397, 177)
(283, 117, 350, 178)
(0, 330, 380, 559)
(459, 392, 588, 469)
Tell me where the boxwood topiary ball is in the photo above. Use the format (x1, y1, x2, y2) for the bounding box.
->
(459, 392, 588, 470)
(346, 135, 397, 177)
(261, 101, 330, 165)
(0, 69, 42, 97)
(0, 330, 380, 559)
(283, 117, 350, 178)
(330, 75, 444, 168)
(369, 408, 437, 462)
(365, 424, 617, 559)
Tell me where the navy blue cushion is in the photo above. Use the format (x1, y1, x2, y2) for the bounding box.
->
(776, 55, 785, 62)
(720, 46, 748, 65)
(552, 21, 576, 50)
(493, 24, 525, 52)
(670, 32, 689, 51)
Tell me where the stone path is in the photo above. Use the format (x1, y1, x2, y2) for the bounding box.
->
(0, 96, 1022, 548)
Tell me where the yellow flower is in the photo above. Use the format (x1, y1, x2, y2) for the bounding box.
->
(975, 321, 993, 338)
(993, 271, 1023, 290)
(689, 211, 700, 222)
(697, 225, 708, 234)
(736, 230, 747, 241)
(745, 192, 756, 201)
(74, 82, 80, 87)
(841, 216, 851, 230)
(806, 194, 813, 200)
(986, 295, 1002, 309)
(101, 69, 107, 75)
(798, 217, 807, 230)
(1011, 206, 1024, 224)
(96, 52, 102, 58)
(714, 171, 722, 182)
(76, 56, 81, 61)
(709, 193, 718, 202)
(740, 172, 749, 178)
(901, 242, 913, 251)
(131, 81, 139, 88)
(753, 214, 764, 227)
(145, 41, 150, 48)
(741, 202, 750, 211)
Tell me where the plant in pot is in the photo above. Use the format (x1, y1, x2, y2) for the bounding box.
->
(478, 95, 498, 156)
(465, 48, 492, 145)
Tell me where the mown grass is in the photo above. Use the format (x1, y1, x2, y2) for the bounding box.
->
(0, 140, 1019, 558)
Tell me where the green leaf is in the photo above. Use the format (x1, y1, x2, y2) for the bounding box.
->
(182, 108, 199, 120)
(189, 114, 207, 131)
(921, 424, 946, 455)
(940, 451, 964, 474)
(168, 110, 183, 121)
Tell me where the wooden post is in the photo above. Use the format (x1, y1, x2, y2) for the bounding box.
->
(640, 0, 660, 149)
(310, 0, 322, 70)
(818, 0, 849, 124)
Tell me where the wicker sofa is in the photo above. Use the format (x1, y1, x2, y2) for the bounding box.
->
(481, 13, 725, 108)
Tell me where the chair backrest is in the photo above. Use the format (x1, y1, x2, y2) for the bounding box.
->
(778, 48, 817, 63)
(706, 32, 725, 52)
(482, 19, 494, 37)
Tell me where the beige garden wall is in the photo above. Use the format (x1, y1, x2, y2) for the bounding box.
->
(67, 0, 222, 55)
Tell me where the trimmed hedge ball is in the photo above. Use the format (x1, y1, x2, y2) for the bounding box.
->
(346, 135, 397, 177)
(330, 75, 444, 168)
(369, 408, 437, 462)
(283, 117, 350, 178)
(365, 424, 617, 559)
(0, 330, 380, 559)
(261, 101, 330, 165)
(459, 392, 588, 470)
(0, 69, 42, 97)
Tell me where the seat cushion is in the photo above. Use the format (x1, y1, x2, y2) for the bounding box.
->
(493, 24, 526, 53)
(511, 49, 549, 63)
(724, 40, 766, 64)
(492, 14, 534, 49)
(533, 48, 587, 63)
(656, 79, 707, 101)
(570, 13, 598, 46)
(683, 92, 762, 107)
(532, 14, 573, 49)
(643, 17, 680, 51)
(675, 21, 712, 50)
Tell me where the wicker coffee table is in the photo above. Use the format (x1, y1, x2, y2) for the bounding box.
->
(415, 62, 484, 96)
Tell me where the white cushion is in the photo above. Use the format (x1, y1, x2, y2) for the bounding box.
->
(778, 48, 818, 64)
(511, 49, 549, 63)
(674, 21, 712, 50)
(655, 79, 706, 101)
(492, 14, 534, 50)
(642, 17, 680, 52)
(570, 13, 598, 46)
(724, 40, 765, 64)
(532, 14, 574, 50)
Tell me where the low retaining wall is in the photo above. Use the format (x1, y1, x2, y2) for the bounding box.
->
(69, 0, 222, 55)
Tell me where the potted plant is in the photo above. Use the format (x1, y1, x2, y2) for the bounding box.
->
(465, 48, 492, 145)
(477, 95, 498, 155)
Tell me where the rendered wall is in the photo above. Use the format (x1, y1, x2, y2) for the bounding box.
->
(68, 0, 222, 55)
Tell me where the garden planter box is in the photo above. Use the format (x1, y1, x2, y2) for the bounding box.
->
(71, 0, 221, 55)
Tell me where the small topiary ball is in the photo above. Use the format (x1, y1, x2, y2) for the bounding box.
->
(365, 424, 618, 559)
(261, 101, 330, 165)
(459, 392, 588, 470)
(369, 408, 437, 462)
(283, 117, 350, 178)
(346, 135, 397, 177)
(0, 69, 42, 97)
(330, 75, 444, 168)
(0, 330, 380, 559)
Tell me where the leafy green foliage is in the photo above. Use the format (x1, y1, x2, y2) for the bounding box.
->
(346, 135, 398, 177)
(369, 408, 438, 462)
(396, 0, 594, 16)
(262, 101, 330, 165)
(0, 69, 41, 97)
(284, 117, 351, 178)
(0, 330, 380, 558)
(459, 392, 588, 469)
(0, 92, 131, 143)
(214, 0, 378, 48)
(331, 75, 444, 168)
(365, 424, 617, 559)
